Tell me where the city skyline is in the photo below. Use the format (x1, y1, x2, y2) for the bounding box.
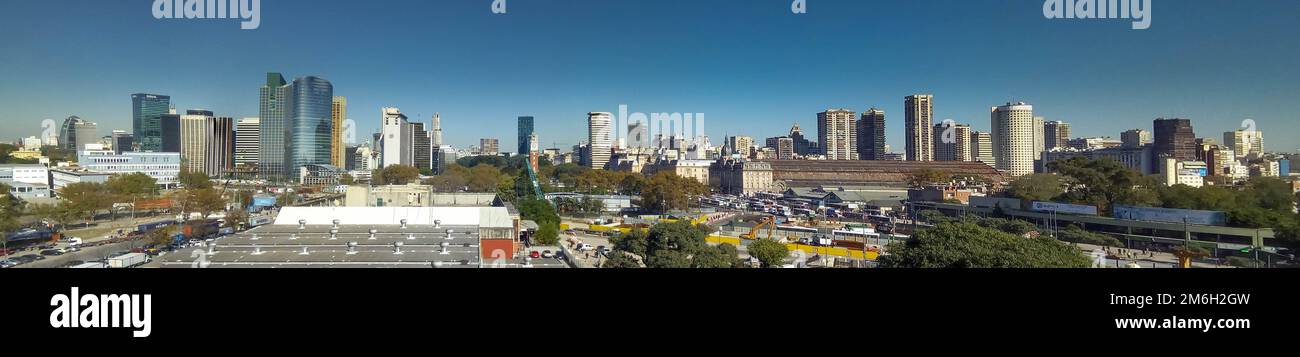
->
(1, 0, 1298, 152)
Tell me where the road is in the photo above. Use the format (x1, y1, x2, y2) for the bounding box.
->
(10, 240, 148, 268)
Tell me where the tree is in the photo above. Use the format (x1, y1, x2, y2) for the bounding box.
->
(534, 222, 560, 246)
(641, 172, 708, 213)
(106, 172, 159, 198)
(612, 229, 649, 258)
(339, 173, 355, 185)
(747, 239, 790, 268)
(601, 251, 642, 268)
(28, 202, 77, 232)
(1006, 173, 1064, 204)
(178, 170, 213, 189)
(58, 182, 112, 223)
(1056, 225, 1124, 247)
(517, 198, 561, 245)
(907, 169, 951, 188)
(378, 165, 421, 186)
(1048, 157, 1158, 213)
(0, 183, 25, 234)
(881, 222, 1090, 268)
(692, 244, 740, 268)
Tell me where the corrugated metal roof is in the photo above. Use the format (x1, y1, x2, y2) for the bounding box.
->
(275, 207, 511, 227)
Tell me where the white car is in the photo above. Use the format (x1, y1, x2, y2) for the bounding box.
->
(577, 244, 595, 252)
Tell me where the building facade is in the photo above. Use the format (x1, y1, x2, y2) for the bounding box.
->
(904, 95, 934, 162)
(1044, 120, 1071, 150)
(381, 107, 411, 168)
(817, 109, 857, 161)
(933, 123, 972, 162)
(1153, 118, 1197, 162)
(517, 116, 535, 155)
(258, 73, 290, 179)
(990, 102, 1035, 177)
(234, 118, 260, 172)
(332, 96, 348, 168)
(1121, 129, 1151, 148)
(587, 112, 613, 169)
(857, 108, 886, 160)
(131, 93, 171, 152)
(77, 150, 182, 188)
(287, 76, 335, 179)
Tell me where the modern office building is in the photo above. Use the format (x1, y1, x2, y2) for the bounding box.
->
(1223, 130, 1264, 160)
(112, 130, 134, 154)
(1044, 120, 1070, 150)
(933, 123, 972, 162)
(479, 138, 499, 156)
(904, 95, 934, 161)
(210, 116, 234, 177)
(332, 96, 348, 168)
(817, 109, 857, 161)
(77, 149, 182, 188)
(160, 110, 181, 153)
(971, 131, 994, 165)
(381, 107, 412, 168)
(1032, 117, 1046, 160)
(0, 164, 50, 186)
(789, 123, 817, 156)
(990, 102, 1036, 177)
(586, 112, 613, 169)
(436, 145, 458, 174)
(857, 108, 886, 160)
(411, 122, 430, 171)
(258, 73, 290, 179)
(1153, 118, 1196, 162)
(1121, 129, 1152, 148)
(287, 76, 335, 178)
(726, 136, 754, 159)
(131, 93, 171, 152)
(517, 116, 535, 155)
(234, 118, 260, 171)
(59, 116, 98, 152)
(765, 137, 795, 160)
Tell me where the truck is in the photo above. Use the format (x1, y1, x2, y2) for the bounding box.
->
(248, 216, 273, 228)
(107, 253, 149, 268)
(137, 220, 177, 234)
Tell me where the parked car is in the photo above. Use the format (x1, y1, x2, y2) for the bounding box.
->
(542, 250, 555, 258)
(40, 250, 64, 256)
(577, 244, 595, 252)
(529, 251, 541, 259)
(0, 260, 17, 268)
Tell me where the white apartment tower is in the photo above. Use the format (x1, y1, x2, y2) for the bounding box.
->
(904, 95, 934, 161)
(587, 112, 613, 169)
(990, 102, 1036, 177)
(381, 107, 411, 168)
(817, 109, 857, 160)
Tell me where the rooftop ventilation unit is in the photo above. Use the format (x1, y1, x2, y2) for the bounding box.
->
(299, 246, 310, 255)
(252, 245, 263, 255)
(445, 229, 455, 240)
(368, 229, 378, 240)
(408, 233, 416, 240)
(298, 219, 307, 230)
(250, 234, 260, 241)
(440, 242, 450, 255)
(206, 242, 217, 256)
(434, 220, 441, 229)
(393, 241, 404, 255)
(400, 219, 408, 229)
(346, 241, 358, 255)
(332, 219, 340, 229)
(330, 228, 339, 240)
(289, 233, 298, 240)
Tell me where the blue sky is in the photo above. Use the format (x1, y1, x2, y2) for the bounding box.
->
(1, 0, 1298, 152)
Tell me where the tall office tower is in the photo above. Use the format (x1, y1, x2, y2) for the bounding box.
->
(161, 112, 181, 152)
(1152, 118, 1196, 162)
(1044, 120, 1071, 150)
(517, 116, 535, 155)
(209, 116, 235, 177)
(131, 93, 171, 152)
(933, 123, 972, 162)
(436, 145, 458, 174)
(430, 113, 443, 147)
(479, 138, 499, 155)
(775, 137, 794, 160)
(971, 131, 994, 164)
(331, 96, 347, 167)
(857, 108, 886, 160)
(179, 110, 214, 175)
(59, 116, 98, 151)
(990, 102, 1036, 177)
(1223, 130, 1264, 160)
(234, 118, 260, 171)
(410, 122, 431, 171)
(817, 109, 857, 160)
(1032, 117, 1046, 159)
(381, 107, 411, 168)
(258, 73, 290, 179)
(1121, 129, 1151, 148)
(726, 136, 755, 158)
(904, 95, 934, 161)
(789, 123, 816, 155)
(111, 131, 134, 154)
(586, 112, 613, 169)
(286, 76, 334, 176)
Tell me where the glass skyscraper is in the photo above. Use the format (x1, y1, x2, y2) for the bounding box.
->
(518, 116, 535, 155)
(258, 73, 289, 179)
(287, 76, 335, 176)
(131, 93, 171, 152)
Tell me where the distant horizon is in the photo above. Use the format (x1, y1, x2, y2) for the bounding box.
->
(2, 0, 1297, 152)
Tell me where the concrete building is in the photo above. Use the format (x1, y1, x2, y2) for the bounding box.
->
(410, 122, 431, 171)
(5, 181, 51, 200)
(1153, 118, 1197, 162)
(990, 102, 1036, 177)
(1159, 158, 1207, 188)
(1032, 117, 1047, 161)
(1044, 120, 1071, 150)
(713, 160, 775, 196)
(258, 73, 290, 179)
(755, 160, 1002, 191)
(817, 109, 857, 161)
(179, 111, 234, 177)
(857, 108, 886, 160)
(1121, 129, 1151, 148)
(479, 138, 499, 156)
(766, 137, 795, 160)
(50, 168, 111, 194)
(971, 131, 994, 165)
(789, 123, 817, 156)
(235, 118, 260, 172)
(587, 112, 613, 169)
(78, 149, 182, 188)
(60, 116, 99, 152)
(0, 164, 50, 186)
(933, 123, 972, 162)
(645, 159, 711, 185)
(332, 96, 348, 168)
(1223, 130, 1264, 160)
(381, 107, 412, 168)
(1042, 146, 1154, 175)
(904, 95, 934, 161)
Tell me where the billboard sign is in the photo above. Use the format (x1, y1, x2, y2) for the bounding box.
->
(1030, 201, 1099, 216)
(1113, 205, 1228, 226)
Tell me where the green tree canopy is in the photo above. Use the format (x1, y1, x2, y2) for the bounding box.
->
(640, 172, 708, 213)
(106, 172, 159, 198)
(881, 222, 1090, 268)
(1047, 157, 1158, 212)
(0, 182, 25, 234)
(58, 182, 112, 223)
(1006, 173, 1065, 204)
(747, 239, 790, 268)
(378, 165, 422, 186)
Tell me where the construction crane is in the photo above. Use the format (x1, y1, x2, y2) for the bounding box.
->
(742, 216, 777, 240)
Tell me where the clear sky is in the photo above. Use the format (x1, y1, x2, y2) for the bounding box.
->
(1, 0, 1297, 152)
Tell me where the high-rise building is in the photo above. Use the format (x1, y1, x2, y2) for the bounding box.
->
(971, 131, 994, 164)
(59, 116, 98, 152)
(286, 76, 335, 177)
(1121, 129, 1151, 148)
(234, 118, 260, 171)
(411, 122, 431, 171)
(1032, 117, 1047, 160)
(990, 102, 1035, 177)
(430, 113, 443, 147)
(331, 96, 348, 168)
(131, 93, 171, 152)
(258, 73, 290, 179)
(1223, 130, 1264, 160)
(112, 131, 134, 154)
(789, 123, 816, 156)
(726, 136, 755, 159)
(517, 116, 535, 155)
(1044, 121, 1071, 150)
(817, 109, 857, 160)
(479, 138, 499, 156)
(1152, 118, 1196, 162)
(161, 111, 181, 153)
(586, 112, 613, 169)
(430, 114, 446, 174)
(765, 137, 795, 160)
(436, 145, 458, 174)
(857, 108, 886, 160)
(904, 95, 934, 161)
(179, 110, 213, 175)
(934, 123, 972, 162)
(210, 116, 235, 177)
(381, 107, 411, 168)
